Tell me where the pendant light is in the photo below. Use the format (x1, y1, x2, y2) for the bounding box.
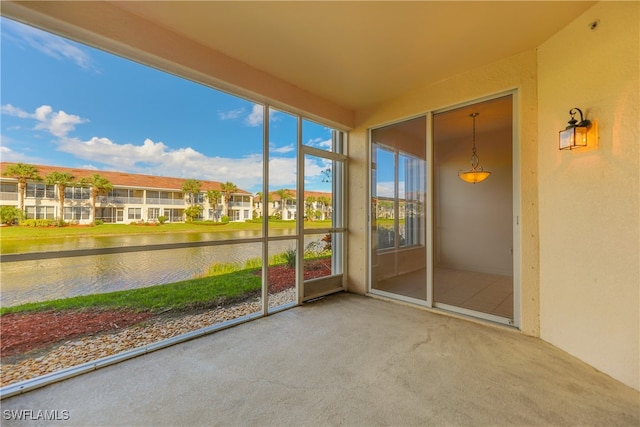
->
(458, 112, 491, 184)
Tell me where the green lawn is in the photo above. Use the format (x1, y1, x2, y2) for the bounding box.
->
(0, 267, 262, 316)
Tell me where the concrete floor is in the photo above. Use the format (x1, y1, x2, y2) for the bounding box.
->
(2, 293, 639, 426)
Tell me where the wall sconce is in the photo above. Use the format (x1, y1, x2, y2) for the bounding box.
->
(559, 108, 591, 150)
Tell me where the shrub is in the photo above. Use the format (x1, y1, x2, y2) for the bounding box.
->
(19, 219, 56, 227)
(284, 248, 296, 268)
(157, 215, 167, 224)
(94, 219, 104, 226)
(184, 205, 203, 222)
(0, 206, 23, 225)
(221, 215, 230, 224)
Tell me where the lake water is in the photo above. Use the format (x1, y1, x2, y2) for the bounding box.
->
(0, 230, 317, 307)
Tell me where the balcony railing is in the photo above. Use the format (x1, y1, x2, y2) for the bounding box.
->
(98, 197, 145, 205)
(146, 198, 185, 206)
(0, 192, 19, 201)
(229, 201, 251, 208)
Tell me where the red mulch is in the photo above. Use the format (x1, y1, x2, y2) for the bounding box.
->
(261, 258, 332, 293)
(0, 310, 153, 358)
(0, 260, 332, 359)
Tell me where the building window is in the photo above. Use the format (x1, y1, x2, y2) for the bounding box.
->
(372, 144, 425, 250)
(1, 183, 18, 193)
(148, 208, 161, 220)
(165, 208, 184, 222)
(25, 183, 55, 199)
(193, 193, 205, 204)
(63, 206, 91, 221)
(65, 186, 91, 200)
(128, 208, 142, 220)
(25, 206, 55, 219)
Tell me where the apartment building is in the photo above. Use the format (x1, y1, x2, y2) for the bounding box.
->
(0, 162, 253, 224)
(253, 189, 332, 221)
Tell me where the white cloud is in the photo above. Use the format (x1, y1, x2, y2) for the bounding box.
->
(270, 143, 295, 154)
(317, 138, 332, 149)
(3, 19, 97, 71)
(245, 104, 280, 127)
(2, 104, 87, 138)
(245, 104, 264, 127)
(33, 105, 87, 137)
(79, 164, 99, 170)
(55, 136, 270, 190)
(1, 104, 32, 119)
(306, 137, 332, 150)
(376, 181, 404, 198)
(0, 144, 45, 164)
(218, 108, 245, 120)
(268, 157, 297, 186)
(2, 102, 327, 192)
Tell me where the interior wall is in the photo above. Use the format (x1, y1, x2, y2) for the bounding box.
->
(537, 1, 639, 390)
(348, 49, 539, 336)
(434, 127, 513, 276)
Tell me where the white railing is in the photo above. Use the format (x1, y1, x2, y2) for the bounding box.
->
(98, 197, 145, 205)
(0, 192, 18, 201)
(229, 201, 251, 207)
(146, 198, 185, 206)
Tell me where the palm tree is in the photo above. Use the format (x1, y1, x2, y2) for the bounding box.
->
(182, 179, 202, 206)
(2, 163, 41, 213)
(206, 189, 221, 207)
(220, 181, 238, 218)
(206, 189, 221, 221)
(317, 195, 331, 220)
(254, 191, 264, 218)
(305, 196, 317, 221)
(274, 188, 293, 220)
(45, 171, 76, 221)
(80, 174, 113, 223)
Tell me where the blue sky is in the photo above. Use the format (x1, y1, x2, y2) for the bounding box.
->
(0, 17, 333, 193)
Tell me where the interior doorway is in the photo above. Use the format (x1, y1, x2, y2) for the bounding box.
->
(432, 95, 514, 322)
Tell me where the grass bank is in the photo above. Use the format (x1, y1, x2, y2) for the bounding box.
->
(0, 266, 262, 316)
(0, 250, 327, 316)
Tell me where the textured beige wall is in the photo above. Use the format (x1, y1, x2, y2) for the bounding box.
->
(348, 50, 540, 336)
(537, 1, 640, 390)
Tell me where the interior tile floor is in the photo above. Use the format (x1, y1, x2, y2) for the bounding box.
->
(435, 268, 513, 318)
(2, 293, 638, 427)
(373, 267, 513, 319)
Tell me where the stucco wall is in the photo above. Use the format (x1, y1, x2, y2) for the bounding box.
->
(537, 1, 640, 390)
(348, 50, 540, 336)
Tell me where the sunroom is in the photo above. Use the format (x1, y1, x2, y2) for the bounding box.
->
(0, 1, 638, 423)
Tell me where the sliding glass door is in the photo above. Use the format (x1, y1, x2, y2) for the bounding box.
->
(369, 95, 517, 326)
(370, 116, 427, 302)
(432, 95, 514, 324)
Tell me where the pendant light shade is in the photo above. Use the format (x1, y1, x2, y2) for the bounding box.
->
(458, 112, 491, 184)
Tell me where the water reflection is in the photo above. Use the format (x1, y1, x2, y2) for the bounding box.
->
(1, 229, 273, 255)
(1, 231, 319, 307)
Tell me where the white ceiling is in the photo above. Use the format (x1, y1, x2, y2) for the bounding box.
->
(111, 1, 595, 111)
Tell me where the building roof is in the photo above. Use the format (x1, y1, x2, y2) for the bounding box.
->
(0, 162, 251, 194)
